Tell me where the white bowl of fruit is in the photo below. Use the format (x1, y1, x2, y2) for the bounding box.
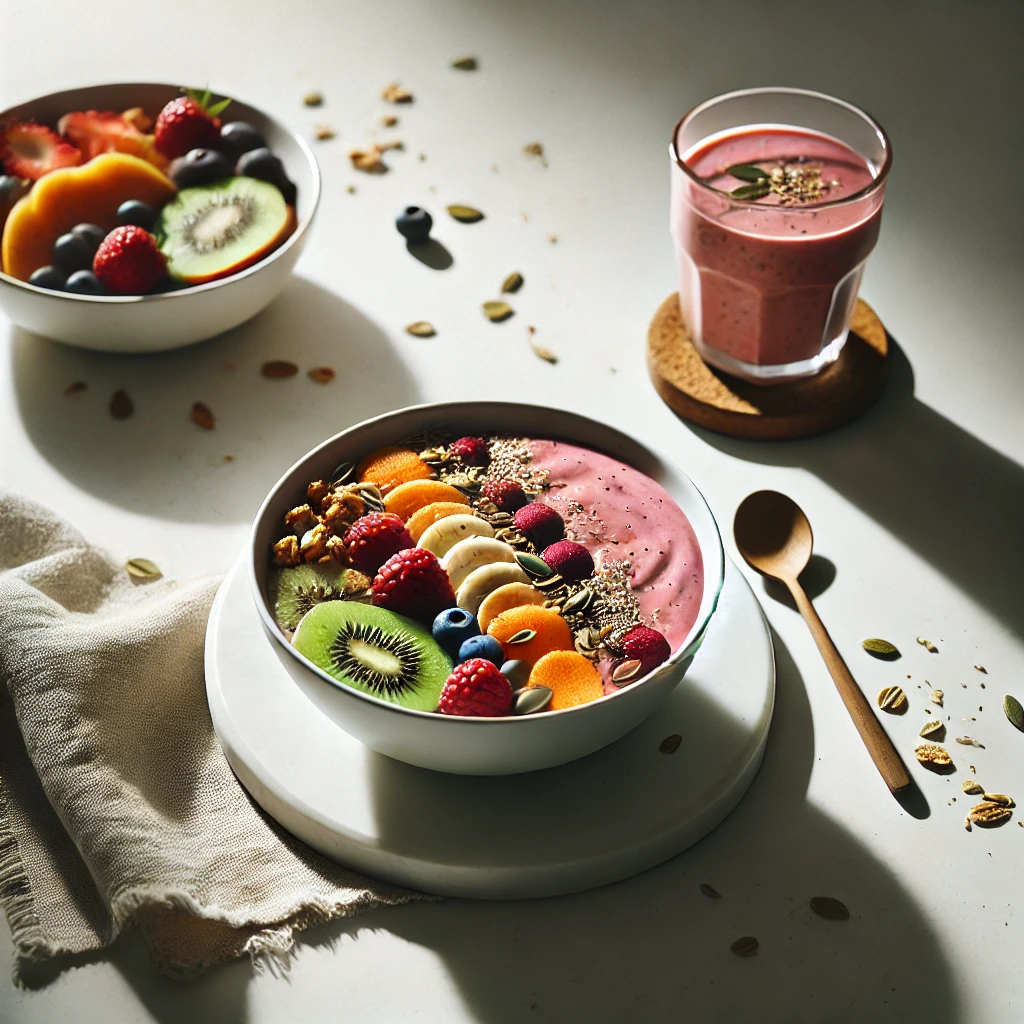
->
(250, 402, 725, 775)
(0, 82, 319, 352)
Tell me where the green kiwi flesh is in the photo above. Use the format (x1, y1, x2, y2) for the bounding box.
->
(292, 601, 452, 711)
(269, 564, 369, 632)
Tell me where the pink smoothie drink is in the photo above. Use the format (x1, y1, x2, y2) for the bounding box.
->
(670, 90, 891, 383)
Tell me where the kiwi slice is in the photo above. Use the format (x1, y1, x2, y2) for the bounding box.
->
(269, 564, 370, 632)
(157, 177, 295, 284)
(293, 602, 452, 711)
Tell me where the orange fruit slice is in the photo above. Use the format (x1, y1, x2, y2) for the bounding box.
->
(406, 501, 475, 543)
(383, 480, 469, 521)
(1, 153, 176, 280)
(485, 606, 573, 666)
(356, 446, 433, 495)
(477, 582, 546, 633)
(528, 650, 604, 710)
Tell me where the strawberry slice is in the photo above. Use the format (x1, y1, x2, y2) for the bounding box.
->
(58, 111, 168, 170)
(0, 120, 82, 180)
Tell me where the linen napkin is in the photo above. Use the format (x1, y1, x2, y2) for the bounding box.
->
(0, 491, 425, 985)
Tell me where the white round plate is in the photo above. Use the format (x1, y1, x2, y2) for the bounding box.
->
(206, 555, 774, 899)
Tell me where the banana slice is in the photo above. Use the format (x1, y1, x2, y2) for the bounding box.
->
(457, 562, 532, 615)
(418, 514, 495, 558)
(442, 537, 517, 591)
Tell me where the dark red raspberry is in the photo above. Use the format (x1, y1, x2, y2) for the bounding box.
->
(92, 226, 167, 295)
(371, 547, 457, 624)
(450, 436, 489, 466)
(621, 626, 671, 674)
(540, 540, 594, 583)
(481, 478, 528, 512)
(343, 512, 414, 575)
(437, 658, 514, 717)
(513, 502, 565, 548)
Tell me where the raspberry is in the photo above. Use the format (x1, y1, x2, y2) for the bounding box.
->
(437, 658, 513, 717)
(540, 540, 594, 583)
(482, 478, 528, 512)
(621, 626, 671, 674)
(513, 502, 565, 548)
(343, 512, 413, 575)
(371, 547, 457, 625)
(450, 436, 489, 466)
(92, 226, 166, 295)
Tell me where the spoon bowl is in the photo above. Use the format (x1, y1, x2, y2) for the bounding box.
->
(734, 490, 813, 582)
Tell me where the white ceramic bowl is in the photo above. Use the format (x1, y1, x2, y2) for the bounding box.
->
(250, 402, 725, 775)
(0, 82, 320, 352)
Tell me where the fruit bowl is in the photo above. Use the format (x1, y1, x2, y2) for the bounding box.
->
(0, 82, 319, 352)
(249, 402, 725, 775)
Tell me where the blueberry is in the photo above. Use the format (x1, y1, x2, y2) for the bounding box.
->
(116, 201, 157, 231)
(500, 659, 531, 691)
(457, 633, 504, 666)
(236, 147, 296, 204)
(64, 270, 104, 295)
(0, 174, 29, 205)
(169, 148, 232, 190)
(220, 121, 266, 159)
(52, 232, 93, 273)
(70, 223, 107, 254)
(396, 206, 432, 245)
(433, 607, 480, 658)
(28, 265, 67, 291)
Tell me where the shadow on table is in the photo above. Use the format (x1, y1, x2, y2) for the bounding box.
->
(8, 277, 419, 524)
(294, 631, 957, 1023)
(688, 339, 1024, 637)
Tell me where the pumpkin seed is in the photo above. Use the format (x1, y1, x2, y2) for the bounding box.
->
(916, 636, 938, 653)
(699, 883, 721, 899)
(659, 734, 682, 755)
(962, 780, 984, 795)
(862, 638, 900, 657)
(513, 685, 552, 715)
(329, 461, 355, 484)
(406, 321, 436, 337)
(612, 659, 643, 684)
(1003, 694, 1024, 731)
(501, 272, 524, 294)
(451, 56, 477, 70)
(447, 204, 484, 223)
(561, 588, 594, 616)
(483, 300, 513, 322)
(919, 720, 945, 739)
(261, 360, 299, 378)
(508, 628, 537, 645)
(535, 573, 564, 589)
(109, 389, 133, 420)
(516, 552, 552, 578)
(530, 339, 558, 364)
(125, 557, 162, 580)
(730, 936, 758, 958)
(303, 91, 323, 107)
(809, 897, 849, 921)
(877, 685, 907, 713)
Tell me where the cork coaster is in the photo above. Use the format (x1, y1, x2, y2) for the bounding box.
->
(647, 294, 888, 440)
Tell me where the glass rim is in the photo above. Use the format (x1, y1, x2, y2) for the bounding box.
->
(670, 86, 893, 211)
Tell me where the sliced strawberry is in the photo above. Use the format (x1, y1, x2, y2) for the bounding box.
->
(58, 111, 168, 170)
(0, 120, 82, 180)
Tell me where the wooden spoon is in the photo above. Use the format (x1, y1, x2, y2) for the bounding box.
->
(734, 490, 910, 794)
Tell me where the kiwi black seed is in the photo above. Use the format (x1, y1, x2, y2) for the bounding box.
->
(292, 601, 452, 711)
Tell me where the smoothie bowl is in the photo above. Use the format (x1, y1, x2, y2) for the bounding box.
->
(0, 82, 319, 352)
(250, 403, 724, 775)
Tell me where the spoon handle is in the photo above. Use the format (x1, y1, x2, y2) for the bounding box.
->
(788, 580, 911, 794)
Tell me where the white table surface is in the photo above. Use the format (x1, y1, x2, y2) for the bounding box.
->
(2, 2, 1022, 1021)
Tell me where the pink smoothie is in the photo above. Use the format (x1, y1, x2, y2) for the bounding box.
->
(529, 440, 704, 665)
(673, 127, 883, 369)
